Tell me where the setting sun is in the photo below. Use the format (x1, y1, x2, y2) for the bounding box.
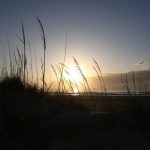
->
(64, 65, 83, 83)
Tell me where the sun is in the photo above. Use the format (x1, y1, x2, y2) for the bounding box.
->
(64, 65, 83, 83)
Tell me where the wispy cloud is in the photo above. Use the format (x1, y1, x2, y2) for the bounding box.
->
(131, 57, 150, 71)
(134, 60, 146, 66)
(144, 66, 150, 70)
(138, 60, 145, 65)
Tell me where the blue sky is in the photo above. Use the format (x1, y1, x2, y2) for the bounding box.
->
(0, 0, 150, 77)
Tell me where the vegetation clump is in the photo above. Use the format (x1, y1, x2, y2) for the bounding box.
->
(0, 76, 87, 149)
(0, 19, 150, 150)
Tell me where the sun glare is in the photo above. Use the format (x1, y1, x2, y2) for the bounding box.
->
(64, 65, 83, 83)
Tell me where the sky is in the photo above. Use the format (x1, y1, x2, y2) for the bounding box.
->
(0, 0, 150, 80)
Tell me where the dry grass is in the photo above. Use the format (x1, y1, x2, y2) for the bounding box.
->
(37, 17, 46, 92)
(0, 19, 149, 96)
(93, 59, 107, 95)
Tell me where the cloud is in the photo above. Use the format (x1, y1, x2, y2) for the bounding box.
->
(134, 60, 146, 66)
(144, 66, 150, 70)
(138, 60, 145, 65)
(133, 58, 150, 68)
(90, 70, 150, 92)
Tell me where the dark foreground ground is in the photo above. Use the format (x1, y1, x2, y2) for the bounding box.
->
(1, 110, 150, 150)
(0, 77, 150, 150)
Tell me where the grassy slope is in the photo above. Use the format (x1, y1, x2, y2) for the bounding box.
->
(0, 77, 150, 150)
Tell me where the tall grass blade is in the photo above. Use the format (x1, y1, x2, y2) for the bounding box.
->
(93, 59, 107, 95)
(73, 57, 92, 96)
(58, 31, 68, 94)
(37, 17, 46, 92)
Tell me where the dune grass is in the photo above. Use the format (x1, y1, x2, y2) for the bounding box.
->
(37, 17, 46, 92)
(0, 18, 149, 95)
(0, 19, 150, 150)
(0, 76, 150, 150)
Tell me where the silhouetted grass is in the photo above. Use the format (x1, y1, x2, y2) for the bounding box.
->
(73, 57, 92, 96)
(17, 22, 26, 85)
(93, 59, 107, 96)
(58, 32, 68, 94)
(0, 76, 89, 149)
(0, 76, 150, 150)
(37, 17, 46, 92)
(0, 19, 150, 150)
